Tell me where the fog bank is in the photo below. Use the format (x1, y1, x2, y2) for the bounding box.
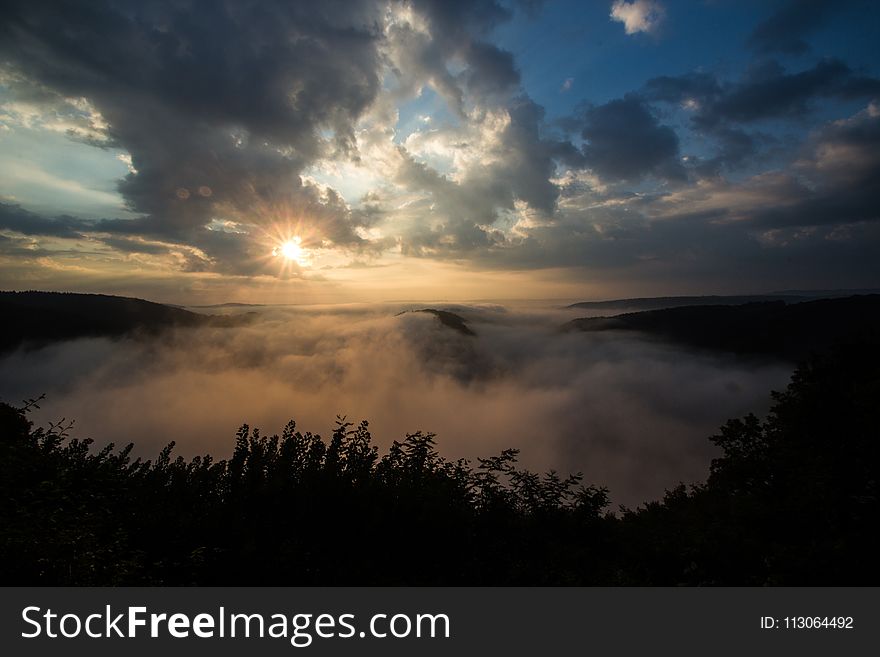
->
(0, 303, 793, 506)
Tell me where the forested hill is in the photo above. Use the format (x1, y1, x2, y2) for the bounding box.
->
(567, 294, 807, 311)
(0, 291, 248, 352)
(405, 309, 477, 336)
(565, 295, 880, 361)
(566, 290, 880, 312)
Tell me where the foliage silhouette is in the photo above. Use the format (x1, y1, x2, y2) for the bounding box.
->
(1, 342, 878, 585)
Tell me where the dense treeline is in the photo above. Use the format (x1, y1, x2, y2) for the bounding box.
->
(1, 343, 878, 585)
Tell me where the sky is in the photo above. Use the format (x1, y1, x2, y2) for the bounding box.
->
(1, 0, 879, 304)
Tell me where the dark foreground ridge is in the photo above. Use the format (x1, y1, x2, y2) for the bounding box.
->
(0, 291, 252, 353)
(566, 295, 880, 361)
(1, 341, 877, 585)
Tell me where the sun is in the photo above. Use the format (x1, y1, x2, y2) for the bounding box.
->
(281, 240, 302, 261)
(273, 236, 308, 266)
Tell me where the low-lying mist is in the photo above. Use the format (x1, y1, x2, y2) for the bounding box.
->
(0, 303, 793, 506)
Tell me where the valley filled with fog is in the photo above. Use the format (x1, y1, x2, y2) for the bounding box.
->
(0, 302, 793, 506)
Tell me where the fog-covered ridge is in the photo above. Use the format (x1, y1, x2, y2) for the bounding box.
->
(0, 292, 804, 506)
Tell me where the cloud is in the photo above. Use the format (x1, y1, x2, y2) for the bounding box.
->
(610, 0, 665, 35)
(655, 103, 880, 229)
(579, 95, 684, 182)
(0, 202, 90, 239)
(0, 0, 877, 295)
(95, 236, 176, 256)
(494, 97, 585, 212)
(645, 59, 880, 128)
(641, 59, 880, 176)
(688, 127, 763, 177)
(0, 69, 113, 145)
(382, 0, 523, 112)
(0, 0, 546, 277)
(419, 100, 880, 290)
(463, 42, 521, 98)
(747, 0, 844, 55)
(4, 0, 538, 271)
(704, 59, 880, 125)
(0, 0, 392, 274)
(387, 95, 584, 255)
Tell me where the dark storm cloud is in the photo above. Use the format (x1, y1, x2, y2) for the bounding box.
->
(385, 0, 523, 110)
(747, 0, 845, 55)
(474, 200, 880, 294)
(578, 95, 684, 182)
(501, 97, 584, 212)
(463, 42, 521, 97)
(745, 105, 880, 228)
(0, 203, 90, 239)
(704, 59, 880, 125)
(690, 127, 763, 176)
(0, 0, 384, 149)
(450, 97, 880, 284)
(640, 59, 880, 177)
(0, 0, 387, 270)
(645, 59, 880, 127)
(635, 104, 880, 236)
(410, 0, 512, 39)
(629, 106, 880, 247)
(0, 0, 539, 274)
(642, 71, 722, 104)
(385, 77, 879, 282)
(1, 0, 877, 291)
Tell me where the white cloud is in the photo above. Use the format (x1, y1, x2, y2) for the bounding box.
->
(116, 153, 137, 174)
(560, 78, 574, 93)
(610, 0, 665, 35)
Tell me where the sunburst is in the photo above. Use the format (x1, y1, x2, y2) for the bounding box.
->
(273, 236, 308, 266)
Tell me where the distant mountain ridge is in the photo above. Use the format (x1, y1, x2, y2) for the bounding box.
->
(187, 302, 267, 309)
(567, 290, 880, 312)
(566, 295, 880, 361)
(567, 294, 808, 311)
(772, 289, 880, 297)
(0, 291, 251, 353)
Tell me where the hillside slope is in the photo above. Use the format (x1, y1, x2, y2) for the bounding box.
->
(566, 295, 880, 361)
(0, 291, 248, 352)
